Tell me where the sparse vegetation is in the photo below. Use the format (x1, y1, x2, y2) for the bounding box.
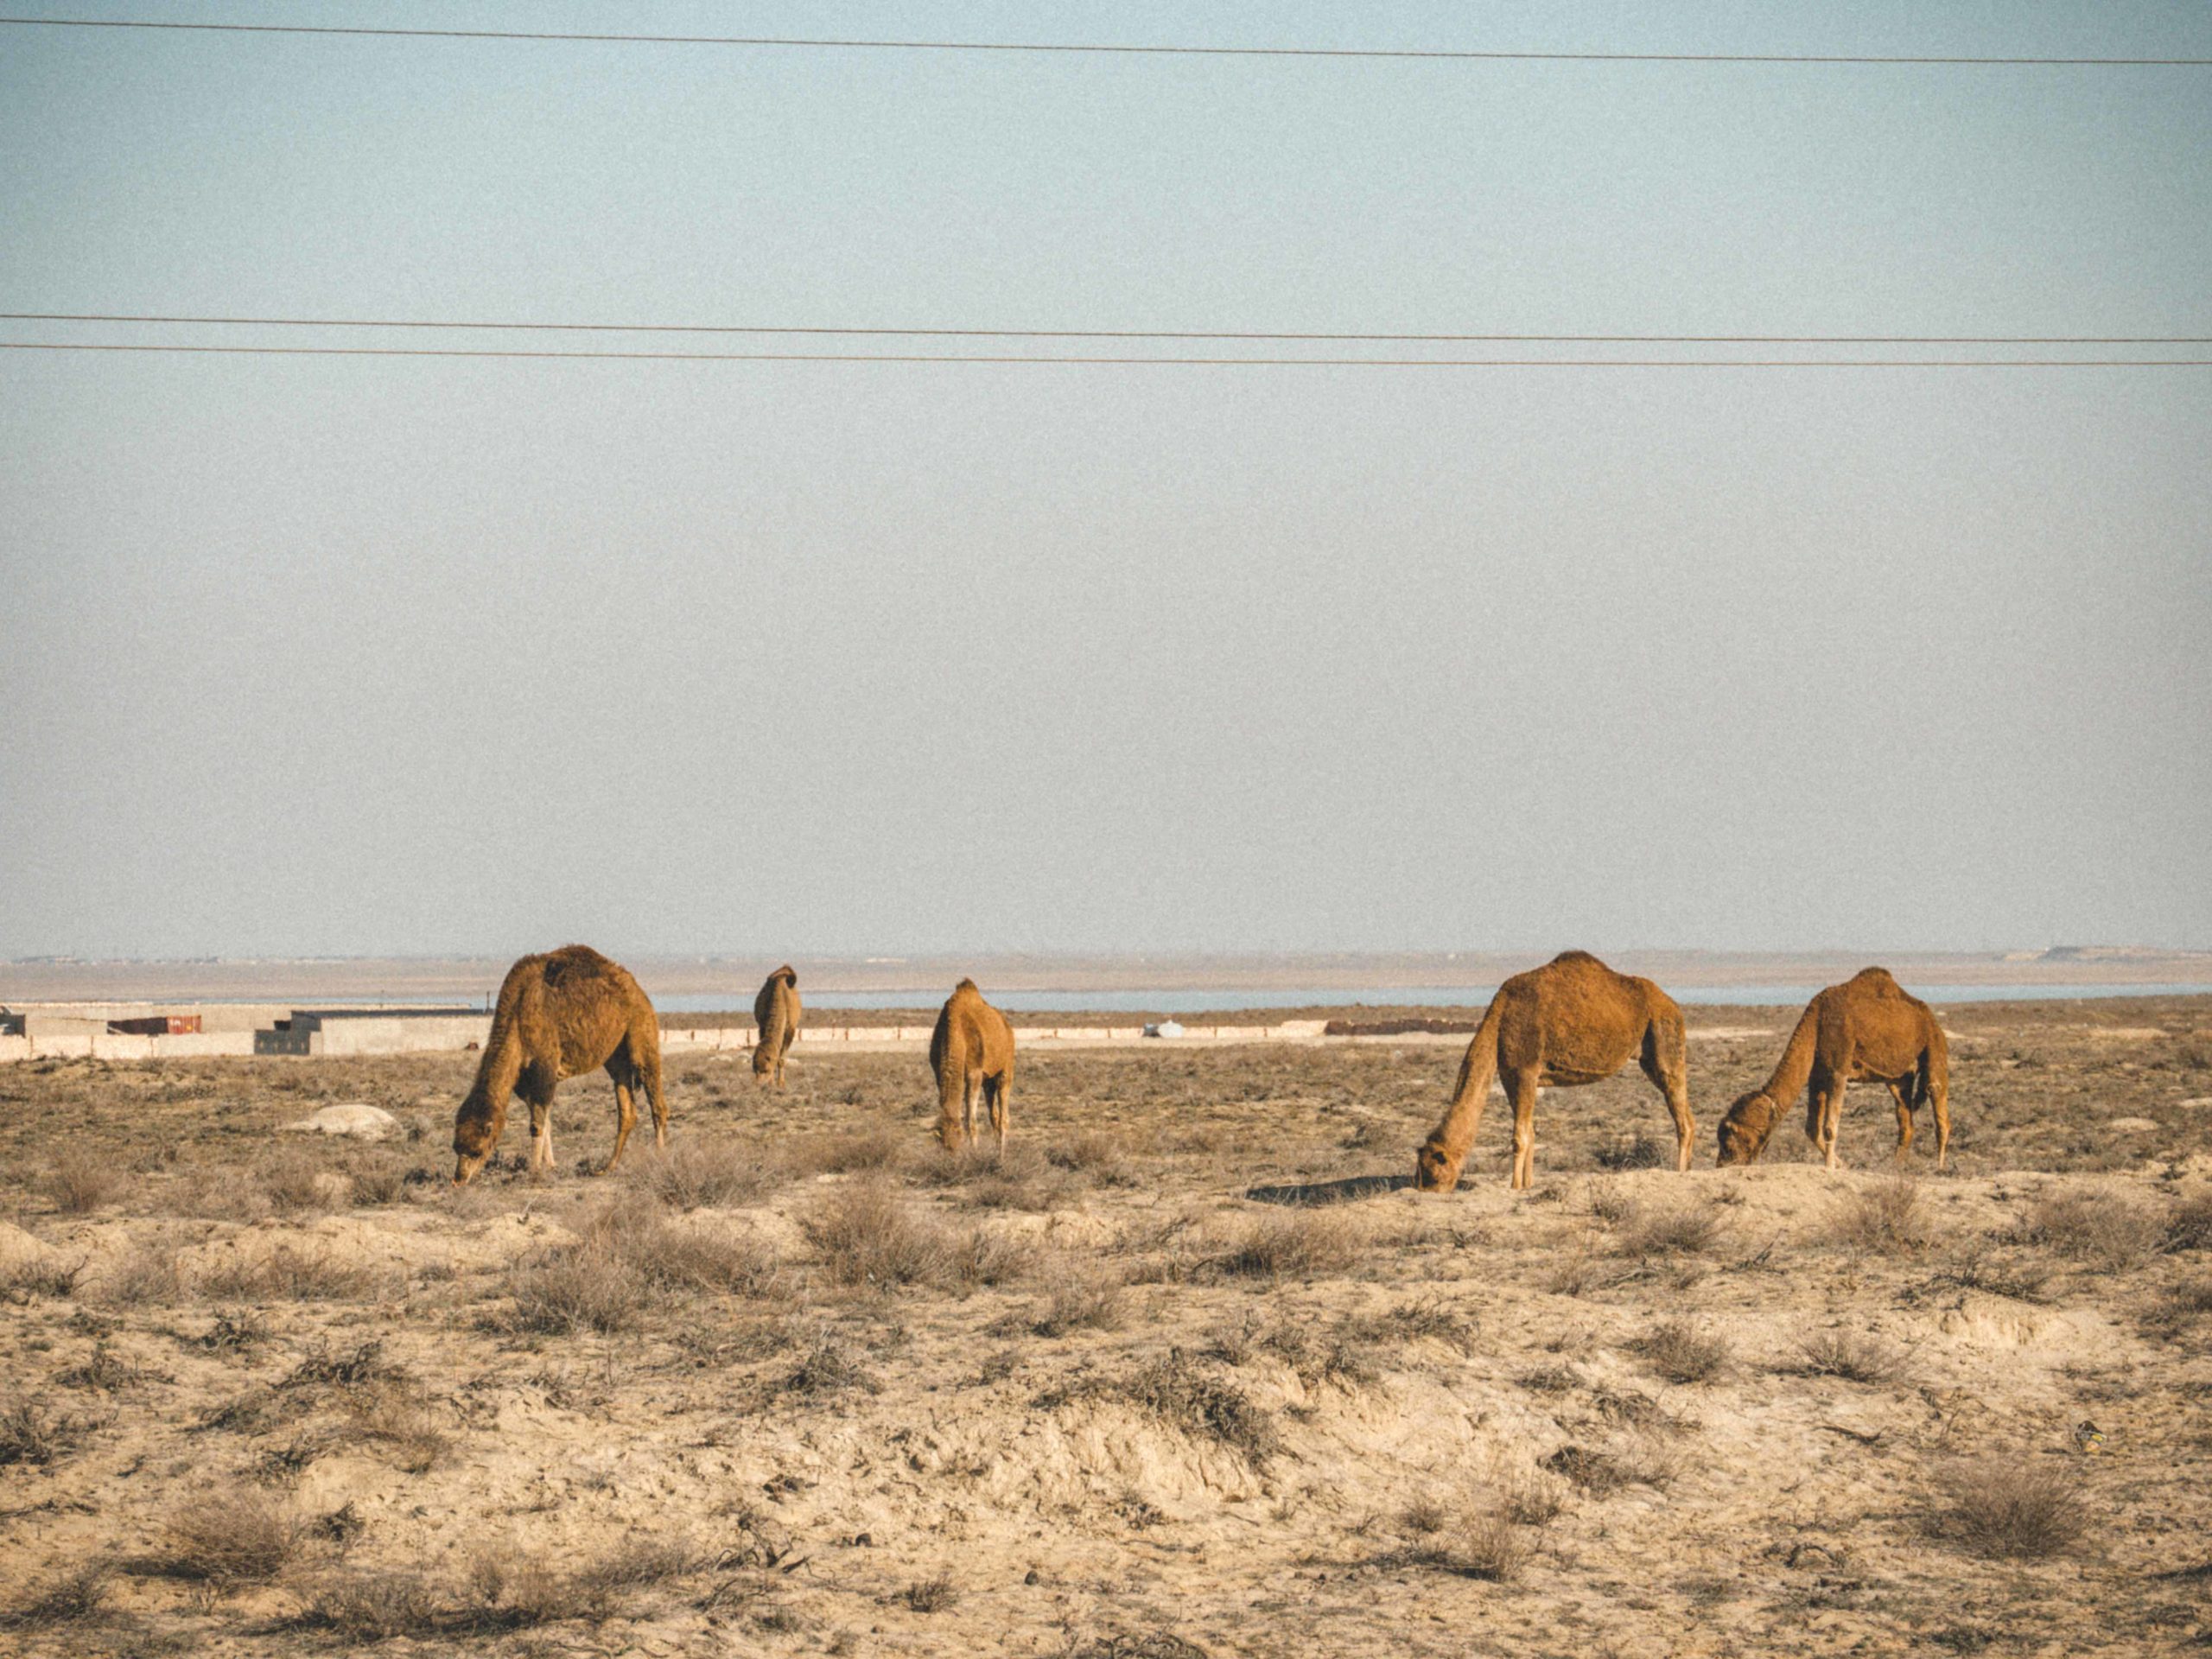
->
(159, 1487, 300, 1582)
(2017, 1186, 2166, 1268)
(1932, 1459, 2085, 1559)
(1614, 1201, 1723, 1258)
(1829, 1173, 1931, 1253)
(1630, 1319, 1731, 1384)
(1790, 1326, 1914, 1384)
(1210, 1207, 1361, 1279)
(41, 1150, 124, 1214)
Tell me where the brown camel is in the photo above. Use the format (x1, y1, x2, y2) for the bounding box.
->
(930, 978, 1015, 1153)
(1413, 951, 1694, 1192)
(752, 965, 801, 1087)
(451, 945, 666, 1185)
(1716, 968, 1950, 1170)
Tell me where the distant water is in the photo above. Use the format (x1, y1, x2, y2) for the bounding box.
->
(652, 982, 2212, 1014)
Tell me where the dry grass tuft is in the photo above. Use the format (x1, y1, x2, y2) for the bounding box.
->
(1211, 1208, 1362, 1280)
(1630, 1320, 1731, 1384)
(1047, 1130, 1139, 1186)
(459, 1537, 702, 1630)
(802, 1182, 958, 1288)
(344, 1382, 450, 1473)
(1790, 1326, 1915, 1385)
(1613, 1203, 1722, 1259)
(1497, 1468, 1568, 1527)
(630, 1138, 773, 1210)
(41, 1150, 125, 1214)
(1828, 1173, 1932, 1253)
(289, 1570, 444, 1642)
(505, 1241, 638, 1335)
(1, 1251, 84, 1302)
(2017, 1187, 2167, 1269)
(782, 1128, 908, 1179)
(1541, 1440, 1678, 1496)
(1338, 1302, 1480, 1354)
(901, 1573, 960, 1614)
(1932, 1459, 2085, 1559)
(505, 1198, 781, 1332)
(0, 1398, 89, 1469)
(1383, 1513, 1529, 1581)
(1033, 1268, 1127, 1336)
(159, 1487, 300, 1583)
(2166, 1192, 2212, 1254)
(784, 1332, 880, 1396)
(198, 1245, 387, 1303)
(0, 1563, 112, 1631)
(1040, 1352, 1282, 1467)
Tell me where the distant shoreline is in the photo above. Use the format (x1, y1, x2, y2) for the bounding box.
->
(5, 948, 2209, 1006)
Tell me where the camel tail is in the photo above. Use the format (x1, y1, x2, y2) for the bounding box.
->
(1760, 1000, 1822, 1108)
(1914, 1020, 1948, 1109)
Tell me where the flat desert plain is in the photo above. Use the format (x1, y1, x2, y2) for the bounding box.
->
(3, 999, 2209, 1657)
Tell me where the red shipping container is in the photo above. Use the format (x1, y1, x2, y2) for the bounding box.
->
(107, 1015, 203, 1036)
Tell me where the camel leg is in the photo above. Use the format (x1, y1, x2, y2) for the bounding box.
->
(1810, 1072, 1847, 1169)
(1930, 1076, 1951, 1172)
(640, 1044, 668, 1152)
(1639, 1028, 1694, 1173)
(523, 1070, 556, 1177)
(963, 1071, 981, 1151)
(1888, 1080, 1915, 1162)
(605, 1069, 639, 1173)
(1505, 1066, 1541, 1191)
(987, 1074, 1009, 1153)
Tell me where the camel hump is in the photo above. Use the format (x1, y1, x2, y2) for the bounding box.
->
(1849, 966, 1903, 993)
(954, 976, 979, 993)
(540, 944, 614, 982)
(1550, 949, 1608, 969)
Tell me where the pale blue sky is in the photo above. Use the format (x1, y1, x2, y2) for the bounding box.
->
(3, 2, 2209, 957)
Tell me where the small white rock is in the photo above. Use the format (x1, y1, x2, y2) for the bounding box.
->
(283, 1103, 400, 1141)
(2107, 1117, 2160, 1133)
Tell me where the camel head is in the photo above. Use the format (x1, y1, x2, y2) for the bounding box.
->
(451, 1094, 501, 1185)
(1412, 1138, 1461, 1192)
(1715, 1091, 1778, 1166)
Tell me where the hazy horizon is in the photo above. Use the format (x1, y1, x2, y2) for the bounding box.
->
(5, 1, 2209, 960)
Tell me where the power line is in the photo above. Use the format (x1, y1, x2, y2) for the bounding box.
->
(5, 342, 2204, 366)
(6, 313, 2209, 345)
(2, 17, 2207, 66)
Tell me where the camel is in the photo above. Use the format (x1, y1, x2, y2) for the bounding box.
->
(1716, 968, 1950, 1170)
(1413, 951, 1694, 1192)
(450, 944, 667, 1185)
(930, 978, 1015, 1153)
(752, 965, 801, 1088)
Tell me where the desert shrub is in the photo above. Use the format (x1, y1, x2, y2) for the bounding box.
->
(0, 1399, 88, 1468)
(1542, 1440, 1678, 1495)
(505, 1242, 636, 1335)
(1614, 1203, 1722, 1259)
(1791, 1327, 1915, 1385)
(1047, 1130, 1138, 1186)
(341, 1151, 412, 1206)
(87, 1244, 184, 1307)
(160, 1488, 299, 1582)
(1594, 1132, 1667, 1171)
(2015, 1188, 2167, 1269)
(1400, 1493, 1450, 1535)
(1338, 1303, 1480, 1354)
(1828, 1173, 1931, 1253)
(461, 1538, 700, 1630)
(901, 1573, 959, 1613)
(630, 1139, 772, 1210)
(1384, 1513, 1529, 1581)
(784, 1333, 879, 1396)
(782, 1129, 907, 1179)
(2167, 1192, 2212, 1254)
(200, 1245, 387, 1303)
(1210, 1209, 1361, 1280)
(801, 1182, 957, 1288)
(1520, 1363, 1582, 1395)
(0, 1563, 111, 1630)
(1033, 1268, 1126, 1336)
(1497, 1468, 1568, 1527)
(1040, 1353, 1281, 1466)
(1935, 1246, 2053, 1303)
(290, 1571, 444, 1641)
(1, 1252, 83, 1302)
(1630, 1320, 1731, 1384)
(257, 1149, 340, 1214)
(41, 1152, 124, 1215)
(953, 1224, 1035, 1287)
(345, 1382, 449, 1473)
(1931, 1459, 2084, 1559)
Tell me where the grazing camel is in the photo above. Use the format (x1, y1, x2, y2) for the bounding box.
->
(752, 964, 801, 1088)
(930, 979, 1015, 1153)
(1413, 951, 1694, 1192)
(450, 945, 666, 1185)
(1716, 968, 1950, 1170)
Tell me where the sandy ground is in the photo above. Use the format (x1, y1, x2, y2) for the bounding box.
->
(3, 1001, 2209, 1657)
